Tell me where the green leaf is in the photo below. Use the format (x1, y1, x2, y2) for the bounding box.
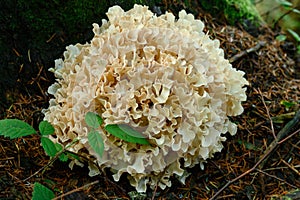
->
(32, 182, 55, 200)
(54, 143, 63, 152)
(280, 100, 296, 110)
(278, 0, 293, 8)
(292, 8, 300, 15)
(41, 137, 58, 157)
(85, 112, 103, 128)
(276, 34, 287, 42)
(105, 124, 150, 145)
(67, 152, 80, 161)
(0, 119, 36, 139)
(59, 153, 69, 162)
(53, 143, 68, 162)
(271, 112, 295, 123)
(88, 130, 104, 158)
(287, 29, 300, 42)
(39, 121, 55, 135)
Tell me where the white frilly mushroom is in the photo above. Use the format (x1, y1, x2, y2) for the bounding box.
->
(43, 4, 248, 192)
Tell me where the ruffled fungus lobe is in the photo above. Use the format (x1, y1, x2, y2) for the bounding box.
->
(44, 4, 248, 192)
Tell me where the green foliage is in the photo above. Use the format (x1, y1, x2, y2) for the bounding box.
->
(0, 112, 151, 198)
(32, 182, 55, 200)
(276, 34, 287, 41)
(199, 0, 262, 26)
(280, 100, 297, 110)
(271, 112, 295, 123)
(54, 143, 69, 162)
(41, 137, 59, 157)
(39, 121, 55, 136)
(85, 112, 105, 158)
(85, 112, 103, 128)
(276, 31, 300, 54)
(287, 29, 300, 43)
(278, 0, 300, 15)
(105, 124, 150, 145)
(85, 112, 150, 157)
(88, 130, 105, 158)
(0, 119, 36, 139)
(278, 0, 293, 8)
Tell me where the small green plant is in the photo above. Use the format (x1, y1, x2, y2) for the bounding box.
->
(280, 100, 297, 111)
(85, 112, 150, 158)
(85, 112, 105, 158)
(276, 29, 300, 54)
(0, 119, 58, 199)
(32, 182, 55, 200)
(287, 29, 300, 54)
(0, 112, 150, 199)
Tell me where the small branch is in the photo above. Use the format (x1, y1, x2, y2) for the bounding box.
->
(210, 109, 300, 200)
(281, 159, 300, 177)
(20, 149, 62, 183)
(259, 88, 276, 140)
(229, 41, 266, 63)
(64, 150, 127, 194)
(52, 180, 99, 200)
(209, 141, 277, 200)
(255, 168, 297, 189)
(273, 5, 300, 28)
(21, 139, 80, 183)
(259, 110, 300, 169)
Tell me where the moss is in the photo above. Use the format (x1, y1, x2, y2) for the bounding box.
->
(199, 0, 263, 27)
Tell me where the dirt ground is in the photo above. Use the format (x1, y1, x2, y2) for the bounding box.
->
(1, 2, 300, 200)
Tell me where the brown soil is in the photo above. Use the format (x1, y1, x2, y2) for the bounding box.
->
(1, 3, 300, 200)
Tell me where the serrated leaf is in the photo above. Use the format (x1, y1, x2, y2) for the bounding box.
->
(39, 121, 55, 135)
(105, 124, 150, 145)
(88, 131, 104, 158)
(0, 119, 36, 139)
(41, 137, 58, 157)
(32, 182, 55, 200)
(85, 112, 103, 128)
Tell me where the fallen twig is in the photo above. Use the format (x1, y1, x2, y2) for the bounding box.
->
(229, 41, 266, 63)
(259, 109, 300, 169)
(281, 159, 300, 177)
(255, 168, 297, 189)
(259, 89, 276, 140)
(52, 180, 99, 200)
(210, 106, 300, 199)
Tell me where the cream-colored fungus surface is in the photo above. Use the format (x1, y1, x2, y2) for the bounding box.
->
(43, 4, 248, 192)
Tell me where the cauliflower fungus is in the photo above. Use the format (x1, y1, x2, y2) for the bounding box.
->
(43, 4, 248, 192)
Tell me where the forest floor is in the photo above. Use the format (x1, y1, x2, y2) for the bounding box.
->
(1, 2, 300, 200)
